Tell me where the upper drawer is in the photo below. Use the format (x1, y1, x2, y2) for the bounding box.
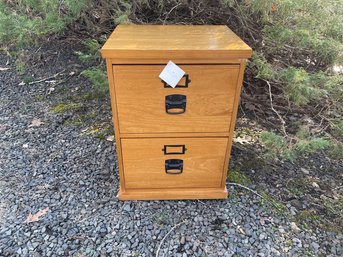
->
(113, 65, 240, 134)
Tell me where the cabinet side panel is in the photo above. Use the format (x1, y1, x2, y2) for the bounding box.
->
(221, 60, 247, 188)
(106, 60, 126, 193)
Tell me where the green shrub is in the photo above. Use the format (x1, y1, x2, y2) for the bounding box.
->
(250, 53, 275, 81)
(81, 66, 108, 91)
(261, 127, 331, 161)
(295, 138, 330, 154)
(248, 0, 342, 112)
(329, 141, 343, 159)
(331, 120, 343, 139)
(315, 73, 342, 99)
(0, 0, 86, 46)
(278, 67, 321, 106)
(260, 131, 294, 160)
(74, 38, 103, 64)
(114, 0, 132, 24)
(261, 0, 342, 67)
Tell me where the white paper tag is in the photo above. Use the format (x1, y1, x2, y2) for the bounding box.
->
(159, 61, 185, 88)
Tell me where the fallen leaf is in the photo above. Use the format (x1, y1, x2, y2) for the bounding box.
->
(237, 225, 246, 235)
(0, 124, 7, 132)
(28, 118, 44, 128)
(260, 218, 265, 226)
(47, 87, 55, 95)
(0, 67, 10, 71)
(312, 182, 320, 188)
(71, 87, 79, 92)
(271, 3, 278, 12)
(106, 135, 115, 142)
(232, 218, 237, 226)
(234, 137, 249, 144)
(23, 208, 49, 224)
(290, 222, 301, 232)
(300, 168, 310, 175)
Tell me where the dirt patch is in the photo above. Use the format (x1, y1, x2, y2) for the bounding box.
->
(230, 117, 343, 233)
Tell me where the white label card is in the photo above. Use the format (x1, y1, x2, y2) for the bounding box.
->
(159, 61, 185, 88)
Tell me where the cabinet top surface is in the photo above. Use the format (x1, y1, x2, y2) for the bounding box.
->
(101, 25, 252, 60)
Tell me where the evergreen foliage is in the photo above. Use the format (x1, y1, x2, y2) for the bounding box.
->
(0, 0, 342, 159)
(0, 0, 86, 46)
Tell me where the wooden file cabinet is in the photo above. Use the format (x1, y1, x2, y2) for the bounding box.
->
(101, 25, 252, 200)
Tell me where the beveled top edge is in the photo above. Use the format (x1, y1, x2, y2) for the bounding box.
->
(101, 24, 252, 59)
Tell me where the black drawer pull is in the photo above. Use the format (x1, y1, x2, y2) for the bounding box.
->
(162, 74, 191, 88)
(165, 94, 186, 114)
(165, 159, 183, 174)
(162, 145, 187, 155)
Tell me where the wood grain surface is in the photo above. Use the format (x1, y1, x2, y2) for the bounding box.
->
(113, 64, 239, 134)
(121, 137, 228, 189)
(117, 187, 228, 200)
(103, 25, 251, 200)
(101, 25, 252, 61)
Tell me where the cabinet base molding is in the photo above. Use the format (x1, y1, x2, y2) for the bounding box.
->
(117, 187, 228, 200)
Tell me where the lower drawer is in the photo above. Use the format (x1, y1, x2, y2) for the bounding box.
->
(121, 137, 228, 189)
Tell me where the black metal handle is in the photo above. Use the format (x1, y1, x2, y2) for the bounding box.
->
(162, 74, 191, 88)
(165, 159, 183, 174)
(162, 145, 187, 155)
(165, 94, 186, 114)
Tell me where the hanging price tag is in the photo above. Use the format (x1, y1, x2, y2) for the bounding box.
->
(159, 61, 185, 88)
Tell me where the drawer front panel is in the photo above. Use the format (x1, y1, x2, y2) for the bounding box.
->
(121, 137, 228, 189)
(113, 65, 239, 134)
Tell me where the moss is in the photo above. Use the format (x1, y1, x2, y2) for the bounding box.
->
(287, 179, 310, 197)
(294, 210, 322, 230)
(295, 210, 321, 223)
(303, 250, 315, 257)
(64, 117, 85, 127)
(52, 103, 83, 114)
(35, 95, 44, 101)
(285, 239, 292, 247)
(95, 131, 106, 140)
(259, 190, 289, 216)
(295, 197, 343, 233)
(227, 170, 251, 187)
(85, 124, 112, 140)
(23, 76, 34, 84)
(82, 91, 106, 101)
(153, 210, 171, 225)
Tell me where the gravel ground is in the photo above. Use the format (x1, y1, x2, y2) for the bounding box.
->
(0, 45, 342, 257)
